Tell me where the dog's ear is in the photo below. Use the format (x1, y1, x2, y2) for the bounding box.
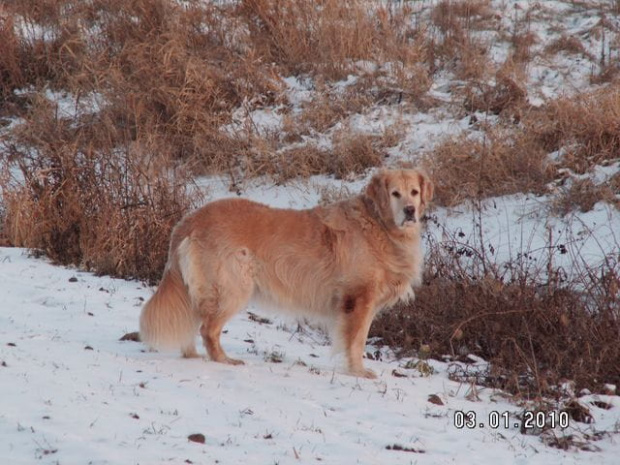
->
(365, 170, 390, 214)
(418, 171, 434, 205)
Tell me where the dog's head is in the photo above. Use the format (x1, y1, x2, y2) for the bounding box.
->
(365, 169, 434, 230)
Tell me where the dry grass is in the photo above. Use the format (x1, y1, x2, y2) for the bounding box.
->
(544, 35, 589, 57)
(463, 68, 527, 115)
(552, 177, 619, 215)
(371, 234, 620, 397)
(330, 130, 386, 180)
(1, 95, 199, 282)
(428, 81, 620, 209)
(295, 84, 373, 136)
(525, 86, 620, 174)
(243, 127, 391, 183)
(424, 127, 554, 207)
(241, 0, 427, 81)
(509, 30, 538, 64)
(428, 0, 495, 81)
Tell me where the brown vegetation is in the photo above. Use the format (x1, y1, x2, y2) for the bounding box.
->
(527, 87, 620, 173)
(423, 127, 553, 206)
(1, 96, 199, 282)
(427, 81, 620, 208)
(371, 231, 620, 397)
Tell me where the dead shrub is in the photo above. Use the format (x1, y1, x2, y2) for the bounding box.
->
(425, 128, 554, 206)
(0, 15, 24, 99)
(428, 0, 495, 80)
(92, 0, 282, 172)
(552, 178, 619, 215)
(371, 238, 620, 397)
(435, 85, 620, 207)
(330, 130, 386, 180)
(241, 0, 428, 81)
(526, 86, 620, 173)
(0, 0, 90, 94)
(591, 63, 620, 85)
(509, 31, 538, 63)
(2, 0, 284, 173)
(271, 145, 331, 182)
(297, 84, 374, 135)
(247, 131, 386, 183)
(464, 70, 527, 115)
(430, 0, 495, 33)
(1, 97, 199, 282)
(544, 35, 589, 57)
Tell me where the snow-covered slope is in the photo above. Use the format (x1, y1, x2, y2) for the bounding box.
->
(1, 247, 618, 464)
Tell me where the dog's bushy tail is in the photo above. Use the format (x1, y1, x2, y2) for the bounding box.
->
(139, 262, 199, 354)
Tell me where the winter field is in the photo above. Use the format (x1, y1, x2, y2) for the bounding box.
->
(1, 243, 619, 465)
(1, 0, 620, 463)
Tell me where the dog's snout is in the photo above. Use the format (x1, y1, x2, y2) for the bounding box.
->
(403, 206, 416, 218)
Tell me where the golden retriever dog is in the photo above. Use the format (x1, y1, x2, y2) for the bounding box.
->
(139, 168, 433, 378)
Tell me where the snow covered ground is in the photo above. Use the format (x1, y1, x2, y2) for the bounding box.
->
(1, 241, 618, 465)
(2, 0, 620, 463)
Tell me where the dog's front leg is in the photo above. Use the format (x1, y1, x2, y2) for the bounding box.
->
(340, 291, 378, 379)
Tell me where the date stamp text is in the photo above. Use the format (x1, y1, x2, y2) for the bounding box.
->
(453, 410, 570, 430)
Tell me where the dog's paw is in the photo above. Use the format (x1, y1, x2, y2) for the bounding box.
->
(212, 355, 245, 366)
(223, 357, 245, 366)
(398, 286, 416, 304)
(182, 346, 200, 358)
(349, 367, 378, 379)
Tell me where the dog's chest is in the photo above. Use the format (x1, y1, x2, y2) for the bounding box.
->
(374, 251, 418, 306)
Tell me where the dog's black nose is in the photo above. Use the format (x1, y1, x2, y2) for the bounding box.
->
(404, 206, 416, 218)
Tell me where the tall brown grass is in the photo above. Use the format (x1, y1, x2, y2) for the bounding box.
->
(428, 0, 495, 80)
(526, 86, 620, 173)
(1, 95, 199, 282)
(241, 0, 427, 81)
(427, 82, 620, 209)
(424, 127, 554, 207)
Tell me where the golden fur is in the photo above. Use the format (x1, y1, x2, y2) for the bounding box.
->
(139, 169, 433, 378)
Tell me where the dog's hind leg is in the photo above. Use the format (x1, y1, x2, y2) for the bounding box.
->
(198, 248, 255, 366)
(200, 309, 244, 365)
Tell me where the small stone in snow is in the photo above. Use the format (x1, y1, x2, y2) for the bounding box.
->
(188, 433, 206, 444)
(120, 332, 141, 342)
(428, 394, 444, 406)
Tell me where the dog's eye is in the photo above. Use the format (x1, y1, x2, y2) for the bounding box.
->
(411, 189, 419, 196)
(391, 191, 401, 198)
